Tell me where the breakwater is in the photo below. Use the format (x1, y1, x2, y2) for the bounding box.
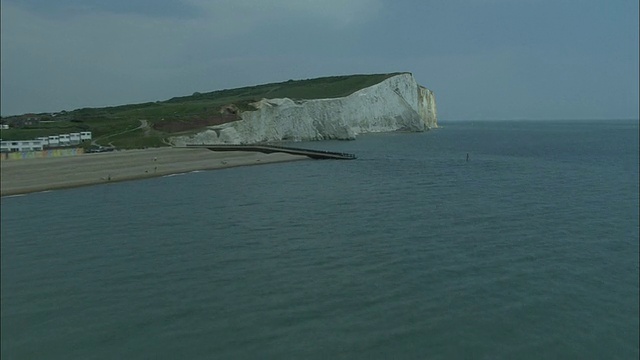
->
(184, 144, 357, 160)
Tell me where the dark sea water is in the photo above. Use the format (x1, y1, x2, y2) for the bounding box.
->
(2, 120, 638, 359)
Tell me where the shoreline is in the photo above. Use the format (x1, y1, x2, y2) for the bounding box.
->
(0, 147, 307, 197)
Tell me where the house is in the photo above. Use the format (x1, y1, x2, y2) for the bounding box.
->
(69, 133, 81, 144)
(36, 137, 49, 146)
(0, 130, 93, 153)
(59, 134, 70, 145)
(5, 115, 41, 128)
(0, 139, 46, 152)
(48, 135, 60, 146)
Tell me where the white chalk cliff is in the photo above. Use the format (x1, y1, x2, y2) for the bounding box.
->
(171, 73, 437, 145)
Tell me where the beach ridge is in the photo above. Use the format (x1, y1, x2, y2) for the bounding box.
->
(0, 147, 306, 196)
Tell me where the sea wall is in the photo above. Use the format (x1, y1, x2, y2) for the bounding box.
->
(0, 148, 85, 161)
(171, 73, 437, 145)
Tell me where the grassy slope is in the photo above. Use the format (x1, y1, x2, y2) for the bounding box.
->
(0, 73, 405, 149)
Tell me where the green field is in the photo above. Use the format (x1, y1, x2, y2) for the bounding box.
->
(0, 73, 404, 149)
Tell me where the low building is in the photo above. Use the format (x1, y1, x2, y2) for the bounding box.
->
(36, 137, 50, 146)
(69, 133, 81, 144)
(0, 139, 46, 152)
(48, 135, 60, 146)
(0, 130, 93, 153)
(59, 134, 70, 145)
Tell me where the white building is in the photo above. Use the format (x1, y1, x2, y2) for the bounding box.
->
(48, 135, 60, 146)
(0, 131, 93, 153)
(0, 139, 46, 152)
(59, 134, 70, 145)
(36, 137, 49, 146)
(69, 132, 81, 144)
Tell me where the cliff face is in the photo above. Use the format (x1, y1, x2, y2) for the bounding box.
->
(170, 73, 437, 145)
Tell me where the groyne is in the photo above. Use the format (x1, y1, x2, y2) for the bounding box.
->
(185, 144, 356, 160)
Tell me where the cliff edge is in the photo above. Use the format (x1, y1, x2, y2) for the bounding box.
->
(170, 73, 437, 145)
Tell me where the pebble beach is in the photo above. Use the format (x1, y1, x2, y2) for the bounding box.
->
(0, 147, 306, 196)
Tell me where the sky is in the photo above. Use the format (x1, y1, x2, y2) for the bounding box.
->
(1, 0, 638, 120)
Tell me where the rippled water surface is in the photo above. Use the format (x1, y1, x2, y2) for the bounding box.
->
(2, 120, 638, 359)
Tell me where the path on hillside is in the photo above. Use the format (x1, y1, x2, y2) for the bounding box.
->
(92, 120, 149, 147)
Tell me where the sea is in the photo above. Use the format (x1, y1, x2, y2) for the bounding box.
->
(1, 119, 638, 359)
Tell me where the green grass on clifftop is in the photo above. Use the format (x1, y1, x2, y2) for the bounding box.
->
(0, 72, 406, 149)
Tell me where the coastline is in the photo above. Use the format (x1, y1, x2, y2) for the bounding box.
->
(0, 147, 307, 197)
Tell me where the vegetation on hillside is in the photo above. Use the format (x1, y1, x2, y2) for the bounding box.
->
(0, 73, 405, 149)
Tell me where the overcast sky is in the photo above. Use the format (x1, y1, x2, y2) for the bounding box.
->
(1, 0, 638, 120)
